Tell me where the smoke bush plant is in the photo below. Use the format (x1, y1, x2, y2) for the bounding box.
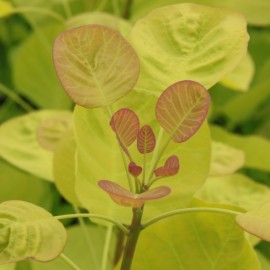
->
(1, 2, 270, 270)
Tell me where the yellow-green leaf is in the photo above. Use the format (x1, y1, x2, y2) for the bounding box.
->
(0, 1, 14, 18)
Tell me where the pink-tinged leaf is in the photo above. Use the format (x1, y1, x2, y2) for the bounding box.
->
(53, 25, 140, 108)
(110, 108, 140, 148)
(137, 125, 156, 154)
(128, 162, 142, 177)
(98, 180, 171, 208)
(156, 80, 210, 143)
(154, 155, 180, 177)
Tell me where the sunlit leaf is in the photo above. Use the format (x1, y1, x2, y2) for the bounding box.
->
(0, 1, 14, 18)
(236, 201, 270, 242)
(36, 112, 72, 151)
(156, 80, 210, 142)
(137, 125, 156, 154)
(0, 201, 66, 264)
(133, 199, 260, 269)
(128, 161, 142, 177)
(98, 180, 171, 208)
(154, 155, 179, 177)
(130, 3, 249, 96)
(53, 24, 140, 108)
(110, 108, 140, 151)
(210, 141, 245, 176)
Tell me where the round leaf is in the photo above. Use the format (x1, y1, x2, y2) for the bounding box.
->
(53, 24, 140, 108)
(137, 125, 156, 154)
(0, 201, 67, 264)
(156, 80, 210, 142)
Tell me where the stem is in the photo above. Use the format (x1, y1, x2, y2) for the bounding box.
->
(54, 213, 129, 234)
(123, 0, 133, 19)
(101, 224, 113, 270)
(0, 83, 33, 112)
(142, 207, 242, 229)
(60, 253, 81, 270)
(14, 7, 66, 23)
(120, 208, 143, 270)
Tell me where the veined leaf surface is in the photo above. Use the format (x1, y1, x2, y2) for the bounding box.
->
(0, 201, 66, 264)
(154, 155, 179, 177)
(137, 125, 156, 154)
(156, 80, 210, 142)
(53, 24, 140, 108)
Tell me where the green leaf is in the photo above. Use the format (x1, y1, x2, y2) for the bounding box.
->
(156, 81, 210, 142)
(130, 3, 249, 95)
(0, 200, 66, 263)
(0, 1, 14, 18)
(210, 125, 270, 171)
(10, 24, 71, 109)
(74, 90, 211, 223)
(53, 130, 81, 206)
(220, 53, 255, 92)
(0, 264, 15, 270)
(53, 24, 140, 108)
(209, 141, 245, 176)
(133, 199, 260, 269)
(0, 110, 70, 181)
(196, 173, 270, 211)
(236, 201, 270, 242)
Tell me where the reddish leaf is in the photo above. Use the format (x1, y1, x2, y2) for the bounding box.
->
(128, 162, 142, 177)
(156, 80, 210, 143)
(154, 155, 180, 177)
(98, 180, 171, 208)
(137, 125, 156, 154)
(110, 108, 140, 150)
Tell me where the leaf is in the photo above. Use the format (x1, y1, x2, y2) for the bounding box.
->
(0, 1, 14, 18)
(110, 108, 140, 149)
(154, 155, 179, 177)
(130, 3, 249, 96)
(196, 173, 270, 211)
(220, 53, 255, 92)
(36, 112, 72, 151)
(211, 125, 270, 171)
(137, 125, 156, 154)
(209, 141, 245, 176)
(10, 24, 71, 109)
(0, 110, 69, 181)
(53, 24, 140, 108)
(156, 80, 210, 142)
(128, 162, 142, 177)
(98, 180, 171, 208)
(236, 201, 270, 242)
(133, 199, 260, 269)
(0, 201, 67, 263)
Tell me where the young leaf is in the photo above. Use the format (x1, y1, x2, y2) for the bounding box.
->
(137, 125, 156, 154)
(128, 161, 142, 177)
(154, 155, 179, 177)
(98, 180, 171, 208)
(236, 201, 270, 242)
(110, 108, 140, 151)
(53, 24, 140, 108)
(156, 80, 210, 143)
(0, 201, 67, 264)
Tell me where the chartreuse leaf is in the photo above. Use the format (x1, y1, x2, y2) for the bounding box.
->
(0, 110, 70, 181)
(53, 130, 80, 206)
(0, 1, 14, 18)
(220, 53, 254, 91)
(74, 90, 211, 223)
(211, 125, 270, 171)
(156, 81, 210, 142)
(196, 173, 270, 211)
(0, 201, 66, 264)
(130, 3, 249, 95)
(236, 201, 270, 242)
(133, 199, 260, 269)
(130, 0, 270, 26)
(209, 141, 245, 176)
(53, 24, 140, 108)
(137, 125, 156, 154)
(10, 24, 71, 109)
(36, 112, 72, 151)
(0, 264, 15, 270)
